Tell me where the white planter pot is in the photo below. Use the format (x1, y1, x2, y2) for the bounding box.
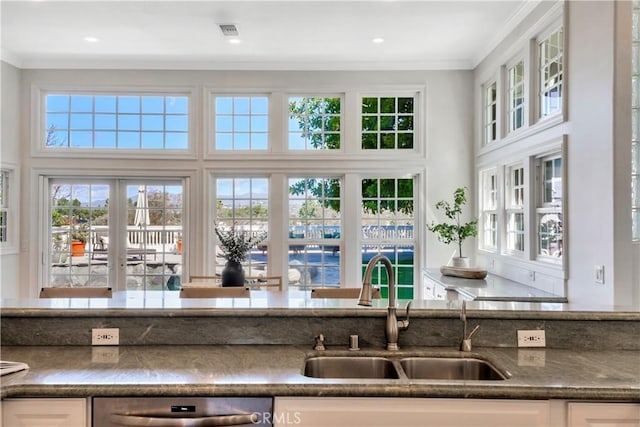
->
(449, 257, 470, 268)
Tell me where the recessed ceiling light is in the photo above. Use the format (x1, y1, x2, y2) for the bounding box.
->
(228, 38, 242, 44)
(83, 36, 99, 43)
(372, 37, 385, 44)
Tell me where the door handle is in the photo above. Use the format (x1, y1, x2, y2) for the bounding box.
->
(110, 412, 259, 426)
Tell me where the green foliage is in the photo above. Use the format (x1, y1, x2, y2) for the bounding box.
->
(214, 223, 267, 264)
(289, 97, 341, 149)
(71, 223, 89, 243)
(427, 187, 478, 259)
(288, 178, 341, 213)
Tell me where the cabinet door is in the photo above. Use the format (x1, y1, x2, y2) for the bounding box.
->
(568, 402, 640, 426)
(274, 397, 550, 427)
(2, 398, 87, 427)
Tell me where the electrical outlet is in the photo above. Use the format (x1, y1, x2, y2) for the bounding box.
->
(595, 265, 605, 284)
(517, 329, 545, 347)
(92, 328, 119, 346)
(528, 270, 536, 281)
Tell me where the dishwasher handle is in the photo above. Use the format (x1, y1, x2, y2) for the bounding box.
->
(110, 412, 259, 426)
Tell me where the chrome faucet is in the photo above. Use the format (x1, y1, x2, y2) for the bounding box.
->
(358, 254, 411, 351)
(459, 300, 480, 352)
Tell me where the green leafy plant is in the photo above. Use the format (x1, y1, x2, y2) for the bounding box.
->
(214, 223, 267, 264)
(427, 187, 478, 259)
(71, 223, 89, 243)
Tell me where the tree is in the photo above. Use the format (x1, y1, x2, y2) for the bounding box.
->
(427, 187, 478, 259)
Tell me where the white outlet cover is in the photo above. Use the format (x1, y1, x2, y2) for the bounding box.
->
(517, 329, 546, 347)
(92, 328, 119, 346)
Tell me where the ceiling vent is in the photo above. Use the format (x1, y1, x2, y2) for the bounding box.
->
(219, 24, 239, 37)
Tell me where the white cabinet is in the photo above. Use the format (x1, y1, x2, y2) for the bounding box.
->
(274, 397, 550, 427)
(567, 402, 640, 426)
(1, 398, 87, 427)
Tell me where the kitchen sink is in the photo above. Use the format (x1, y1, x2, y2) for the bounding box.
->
(303, 356, 400, 379)
(399, 357, 507, 380)
(302, 355, 508, 381)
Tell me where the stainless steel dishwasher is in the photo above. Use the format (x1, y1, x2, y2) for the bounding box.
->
(93, 397, 273, 426)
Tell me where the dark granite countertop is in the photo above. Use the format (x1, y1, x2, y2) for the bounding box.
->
(1, 345, 638, 401)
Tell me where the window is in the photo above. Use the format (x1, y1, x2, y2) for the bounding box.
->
(45, 94, 189, 150)
(361, 96, 415, 150)
(539, 27, 564, 118)
(288, 97, 341, 150)
(483, 81, 498, 145)
(507, 60, 525, 133)
(536, 155, 563, 261)
(47, 180, 184, 290)
(0, 170, 8, 244)
(506, 165, 525, 253)
(214, 96, 268, 150)
(633, 1, 640, 241)
(215, 177, 269, 276)
(361, 177, 415, 299)
(479, 169, 498, 250)
(288, 177, 342, 288)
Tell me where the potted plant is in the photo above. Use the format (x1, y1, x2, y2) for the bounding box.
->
(70, 223, 89, 257)
(427, 187, 478, 269)
(214, 224, 267, 287)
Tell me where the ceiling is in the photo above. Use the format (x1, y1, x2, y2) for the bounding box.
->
(0, 0, 538, 70)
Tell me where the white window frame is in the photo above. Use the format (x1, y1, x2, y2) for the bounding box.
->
(359, 92, 421, 155)
(536, 23, 564, 120)
(482, 80, 498, 146)
(33, 86, 197, 159)
(0, 164, 18, 254)
(211, 95, 270, 152)
(632, 2, 640, 241)
(504, 57, 526, 135)
(287, 94, 344, 152)
(479, 167, 499, 252)
(535, 153, 563, 263)
(504, 163, 526, 256)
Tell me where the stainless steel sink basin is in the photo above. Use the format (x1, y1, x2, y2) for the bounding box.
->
(399, 357, 507, 380)
(304, 356, 400, 379)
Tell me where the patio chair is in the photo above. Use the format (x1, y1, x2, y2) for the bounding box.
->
(245, 276, 282, 291)
(310, 287, 381, 299)
(39, 287, 113, 298)
(179, 286, 250, 298)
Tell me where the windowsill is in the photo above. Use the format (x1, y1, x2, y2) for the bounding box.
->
(477, 113, 564, 158)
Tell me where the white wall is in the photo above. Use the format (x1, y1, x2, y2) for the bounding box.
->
(0, 61, 22, 298)
(13, 69, 473, 297)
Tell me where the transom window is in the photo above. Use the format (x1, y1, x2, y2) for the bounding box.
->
(539, 28, 564, 118)
(214, 96, 268, 150)
(288, 177, 342, 288)
(288, 97, 341, 150)
(507, 60, 525, 133)
(45, 94, 189, 150)
(506, 165, 525, 253)
(484, 81, 498, 145)
(361, 96, 415, 150)
(361, 177, 415, 299)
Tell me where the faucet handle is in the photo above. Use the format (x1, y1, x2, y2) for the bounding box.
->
(398, 301, 411, 330)
(313, 334, 326, 351)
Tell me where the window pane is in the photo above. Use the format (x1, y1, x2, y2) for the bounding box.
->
(214, 95, 269, 150)
(215, 177, 269, 278)
(288, 97, 341, 150)
(288, 177, 342, 288)
(507, 61, 525, 133)
(44, 94, 189, 150)
(539, 28, 564, 117)
(361, 95, 416, 150)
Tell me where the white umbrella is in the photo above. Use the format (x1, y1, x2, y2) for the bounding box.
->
(134, 186, 149, 248)
(134, 186, 150, 227)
